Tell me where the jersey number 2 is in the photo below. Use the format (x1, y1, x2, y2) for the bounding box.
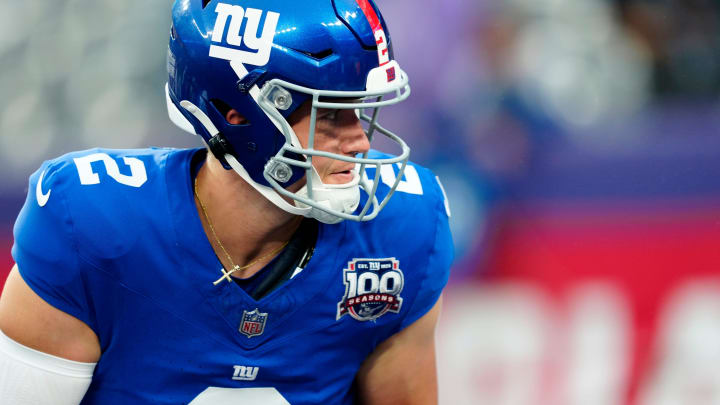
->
(73, 153, 147, 187)
(363, 164, 423, 195)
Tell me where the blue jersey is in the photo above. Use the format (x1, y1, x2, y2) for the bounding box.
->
(11, 148, 453, 405)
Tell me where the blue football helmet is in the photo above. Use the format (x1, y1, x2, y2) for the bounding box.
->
(166, 0, 411, 223)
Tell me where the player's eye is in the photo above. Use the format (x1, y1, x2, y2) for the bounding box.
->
(318, 109, 339, 121)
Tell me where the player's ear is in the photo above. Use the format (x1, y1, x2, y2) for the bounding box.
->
(225, 109, 248, 125)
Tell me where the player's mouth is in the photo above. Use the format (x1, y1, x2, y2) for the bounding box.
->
(326, 168, 356, 184)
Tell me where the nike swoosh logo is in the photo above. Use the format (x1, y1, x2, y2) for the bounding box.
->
(36, 169, 51, 207)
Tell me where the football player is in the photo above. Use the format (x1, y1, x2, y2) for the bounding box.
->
(0, 0, 453, 404)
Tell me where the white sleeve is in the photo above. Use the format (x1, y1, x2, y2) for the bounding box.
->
(0, 328, 96, 405)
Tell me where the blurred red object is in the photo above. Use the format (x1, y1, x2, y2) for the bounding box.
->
(0, 237, 12, 288)
(439, 199, 720, 405)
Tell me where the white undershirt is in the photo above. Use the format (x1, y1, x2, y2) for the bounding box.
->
(0, 328, 95, 405)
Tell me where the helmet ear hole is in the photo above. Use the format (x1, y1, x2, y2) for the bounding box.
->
(202, 0, 213, 9)
(211, 99, 249, 125)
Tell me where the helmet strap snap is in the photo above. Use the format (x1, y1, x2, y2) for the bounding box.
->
(208, 133, 236, 169)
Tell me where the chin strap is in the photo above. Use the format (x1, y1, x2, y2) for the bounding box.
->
(294, 167, 360, 224)
(223, 153, 312, 217)
(230, 153, 363, 224)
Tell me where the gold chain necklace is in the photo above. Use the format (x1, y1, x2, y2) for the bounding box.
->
(194, 177, 289, 285)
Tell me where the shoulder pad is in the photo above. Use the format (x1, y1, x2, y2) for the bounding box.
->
(33, 148, 179, 262)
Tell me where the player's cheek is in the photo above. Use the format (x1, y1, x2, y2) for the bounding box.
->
(311, 156, 332, 175)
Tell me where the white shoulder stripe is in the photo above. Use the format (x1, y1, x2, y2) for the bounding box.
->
(435, 176, 451, 218)
(36, 169, 51, 207)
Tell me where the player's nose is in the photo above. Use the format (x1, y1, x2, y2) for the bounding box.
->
(339, 113, 370, 157)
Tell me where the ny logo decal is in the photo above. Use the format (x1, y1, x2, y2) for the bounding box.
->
(209, 3, 280, 66)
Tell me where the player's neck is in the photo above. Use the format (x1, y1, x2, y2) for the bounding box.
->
(194, 154, 303, 277)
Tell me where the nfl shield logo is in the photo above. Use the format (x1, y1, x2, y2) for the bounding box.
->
(239, 308, 267, 338)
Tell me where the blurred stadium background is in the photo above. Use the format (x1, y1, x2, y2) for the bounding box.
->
(2, 0, 720, 403)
